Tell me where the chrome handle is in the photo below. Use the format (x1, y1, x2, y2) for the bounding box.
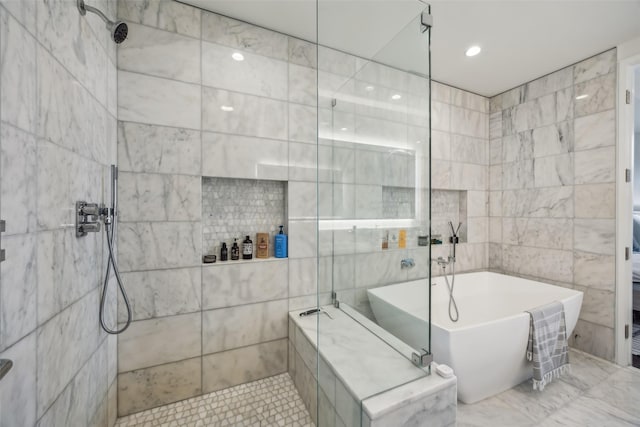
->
(0, 219, 5, 262)
(0, 359, 13, 381)
(401, 258, 415, 269)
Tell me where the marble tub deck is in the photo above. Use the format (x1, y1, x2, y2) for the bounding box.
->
(458, 348, 640, 427)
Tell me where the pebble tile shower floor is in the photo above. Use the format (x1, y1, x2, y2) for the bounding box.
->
(115, 374, 314, 427)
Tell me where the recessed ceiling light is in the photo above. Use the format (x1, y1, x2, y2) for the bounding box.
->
(416, 140, 422, 144)
(365, 85, 375, 91)
(575, 94, 589, 100)
(232, 52, 244, 61)
(340, 127, 348, 131)
(391, 94, 402, 100)
(220, 105, 234, 112)
(465, 46, 481, 57)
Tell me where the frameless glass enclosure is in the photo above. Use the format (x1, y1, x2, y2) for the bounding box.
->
(312, 2, 432, 425)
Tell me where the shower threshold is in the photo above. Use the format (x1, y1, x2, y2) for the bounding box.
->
(115, 373, 314, 427)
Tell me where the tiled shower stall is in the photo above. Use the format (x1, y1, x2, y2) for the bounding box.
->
(0, 0, 622, 425)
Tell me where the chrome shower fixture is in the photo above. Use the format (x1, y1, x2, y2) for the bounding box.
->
(77, 0, 128, 44)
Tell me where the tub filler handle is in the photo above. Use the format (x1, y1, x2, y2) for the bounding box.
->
(401, 258, 415, 269)
(411, 349, 433, 367)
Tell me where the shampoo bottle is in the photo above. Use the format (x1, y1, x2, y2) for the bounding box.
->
(275, 225, 288, 258)
(231, 239, 240, 260)
(220, 242, 228, 261)
(242, 235, 253, 260)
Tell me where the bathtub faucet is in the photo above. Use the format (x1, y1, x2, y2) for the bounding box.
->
(432, 256, 450, 268)
(449, 221, 462, 262)
(401, 258, 415, 269)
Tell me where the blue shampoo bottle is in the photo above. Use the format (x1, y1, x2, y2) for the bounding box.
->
(275, 225, 288, 258)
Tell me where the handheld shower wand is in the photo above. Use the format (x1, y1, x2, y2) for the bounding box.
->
(100, 165, 132, 334)
(449, 221, 461, 261)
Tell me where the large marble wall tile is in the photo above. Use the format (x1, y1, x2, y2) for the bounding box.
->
(289, 181, 318, 220)
(289, 64, 317, 106)
(574, 285, 614, 328)
(431, 101, 451, 132)
(36, 0, 108, 106)
(570, 320, 614, 361)
(290, 103, 318, 144)
(450, 106, 487, 138)
(488, 165, 502, 190)
(288, 37, 317, 69)
(289, 142, 318, 182)
(202, 132, 287, 180)
(533, 153, 573, 187)
(38, 339, 107, 427)
(502, 245, 573, 283)
(202, 339, 287, 393)
(37, 289, 102, 418)
(452, 87, 487, 112)
(0, 124, 36, 235)
(574, 109, 615, 151)
(575, 183, 615, 219)
(118, 71, 201, 130)
(355, 149, 385, 185)
(119, 267, 201, 322)
(202, 299, 288, 354)
(38, 45, 108, 162)
(574, 73, 615, 117)
(202, 87, 287, 140)
(532, 122, 573, 158)
(574, 219, 615, 255)
(118, 313, 201, 373)
(202, 260, 288, 309)
(201, 11, 288, 61)
(451, 162, 487, 191)
(573, 49, 616, 84)
(117, 0, 201, 38)
(36, 228, 99, 325)
(525, 66, 573, 101)
(117, 221, 200, 272)
(36, 141, 102, 231)
(203, 42, 287, 100)
(451, 134, 487, 165)
(118, 122, 201, 175)
(489, 111, 502, 140)
(431, 130, 451, 160)
(0, 0, 36, 34)
(0, 8, 36, 133)
(0, 333, 36, 427)
(489, 218, 502, 243)
(502, 218, 573, 250)
(118, 172, 201, 222)
(432, 81, 451, 103)
(354, 185, 383, 219)
(574, 146, 615, 184)
(289, 258, 317, 298)
(288, 220, 318, 259)
(117, 357, 202, 416)
(355, 251, 407, 288)
(502, 188, 574, 218)
(556, 86, 575, 123)
(467, 191, 488, 218)
(335, 380, 360, 427)
(573, 251, 615, 291)
(502, 131, 533, 163)
(502, 160, 534, 190)
(118, 23, 201, 84)
(508, 93, 556, 134)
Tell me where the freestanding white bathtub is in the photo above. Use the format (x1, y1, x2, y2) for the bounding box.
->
(367, 271, 583, 404)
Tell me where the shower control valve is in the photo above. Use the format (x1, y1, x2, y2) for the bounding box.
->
(76, 201, 107, 237)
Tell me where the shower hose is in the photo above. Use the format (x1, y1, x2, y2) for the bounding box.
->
(442, 262, 460, 322)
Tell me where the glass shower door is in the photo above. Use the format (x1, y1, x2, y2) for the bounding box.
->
(315, 3, 433, 426)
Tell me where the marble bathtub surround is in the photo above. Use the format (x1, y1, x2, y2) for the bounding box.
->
(0, 0, 118, 426)
(489, 49, 617, 361)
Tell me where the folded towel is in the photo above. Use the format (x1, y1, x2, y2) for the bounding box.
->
(526, 301, 570, 391)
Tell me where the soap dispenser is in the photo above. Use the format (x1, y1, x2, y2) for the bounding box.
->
(275, 225, 288, 258)
(242, 235, 253, 260)
(231, 239, 240, 261)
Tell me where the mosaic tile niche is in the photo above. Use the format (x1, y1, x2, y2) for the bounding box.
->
(202, 177, 286, 256)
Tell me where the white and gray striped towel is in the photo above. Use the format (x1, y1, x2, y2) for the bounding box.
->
(526, 301, 570, 391)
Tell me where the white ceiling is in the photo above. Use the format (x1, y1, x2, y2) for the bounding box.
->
(181, 0, 640, 97)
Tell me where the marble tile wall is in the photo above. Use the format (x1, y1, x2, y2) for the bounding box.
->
(489, 49, 617, 361)
(0, 0, 118, 426)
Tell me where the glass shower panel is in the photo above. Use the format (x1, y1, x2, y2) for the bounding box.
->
(315, 3, 432, 426)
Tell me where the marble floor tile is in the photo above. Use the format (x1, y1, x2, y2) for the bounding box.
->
(458, 349, 640, 427)
(115, 373, 314, 427)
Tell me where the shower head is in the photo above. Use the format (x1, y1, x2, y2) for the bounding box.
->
(77, 0, 128, 44)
